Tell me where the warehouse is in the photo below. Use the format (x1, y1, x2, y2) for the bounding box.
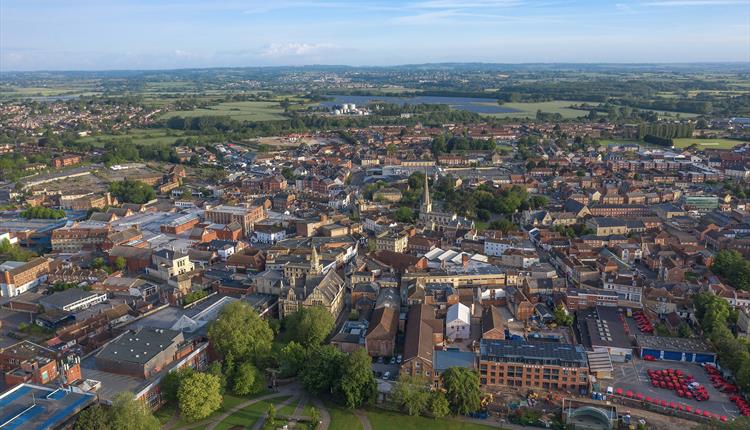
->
(636, 335, 716, 363)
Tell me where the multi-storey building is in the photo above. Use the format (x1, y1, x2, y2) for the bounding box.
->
(479, 339, 589, 394)
(51, 224, 110, 252)
(204, 204, 266, 237)
(0, 257, 51, 297)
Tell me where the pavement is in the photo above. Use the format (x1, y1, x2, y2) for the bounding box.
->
(610, 359, 740, 418)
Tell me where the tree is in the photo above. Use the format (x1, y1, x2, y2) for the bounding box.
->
(309, 406, 321, 430)
(284, 306, 335, 347)
(108, 179, 156, 204)
(114, 256, 126, 271)
(336, 348, 377, 409)
(554, 304, 573, 327)
(178, 372, 222, 422)
(391, 374, 431, 416)
(394, 206, 414, 223)
(300, 344, 345, 395)
(267, 404, 277, 427)
(208, 301, 273, 364)
(161, 366, 194, 405)
(232, 361, 263, 396)
(74, 405, 110, 430)
(20, 206, 66, 219)
(279, 341, 309, 377)
(443, 367, 481, 415)
(208, 361, 227, 394)
(109, 392, 160, 430)
(429, 392, 451, 419)
(712, 250, 750, 291)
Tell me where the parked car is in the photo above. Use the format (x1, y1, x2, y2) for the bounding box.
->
(382, 371, 391, 380)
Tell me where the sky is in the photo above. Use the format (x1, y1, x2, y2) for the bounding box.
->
(1, 0, 749, 71)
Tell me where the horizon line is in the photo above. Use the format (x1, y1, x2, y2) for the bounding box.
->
(1, 61, 749, 75)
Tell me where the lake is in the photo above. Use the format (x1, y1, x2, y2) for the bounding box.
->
(321, 94, 519, 114)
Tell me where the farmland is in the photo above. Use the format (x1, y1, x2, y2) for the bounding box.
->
(483, 100, 590, 119)
(160, 100, 288, 122)
(673, 138, 748, 150)
(77, 129, 186, 147)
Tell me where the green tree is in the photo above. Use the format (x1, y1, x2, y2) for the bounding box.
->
(336, 348, 377, 409)
(109, 392, 160, 430)
(178, 372, 222, 422)
(232, 361, 263, 396)
(267, 404, 277, 427)
(394, 206, 414, 223)
(279, 341, 308, 377)
(309, 407, 321, 430)
(554, 304, 573, 327)
(429, 392, 451, 419)
(108, 179, 156, 204)
(114, 256, 126, 271)
(208, 301, 274, 364)
(391, 374, 430, 416)
(300, 344, 345, 395)
(443, 367, 481, 415)
(74, 405, 110, 430)
(712, 250, 750, 291)
(161, 366, 194, 405)
(284, 306, 335, 347)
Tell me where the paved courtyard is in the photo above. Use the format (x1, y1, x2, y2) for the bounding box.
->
(610, 358, 739, 418)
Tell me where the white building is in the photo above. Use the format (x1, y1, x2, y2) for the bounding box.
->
(445, 302, 471, 341)
(253, 225, 287, 244)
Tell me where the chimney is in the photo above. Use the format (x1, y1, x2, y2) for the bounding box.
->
(462, 254, 470, 270)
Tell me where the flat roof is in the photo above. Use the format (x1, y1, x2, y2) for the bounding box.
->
(0, 384, 95, 430)
(480, 339, 588, 367)
(636, 335, 714, 354)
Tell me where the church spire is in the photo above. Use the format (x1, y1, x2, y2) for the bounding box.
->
(421, 172, 432, 213)
(310, 245, 321, 274)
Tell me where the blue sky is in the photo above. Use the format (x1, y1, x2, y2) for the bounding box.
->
(1, 0, 748, 71)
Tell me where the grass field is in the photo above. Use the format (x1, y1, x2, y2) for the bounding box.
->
(214, 395, 290, 430)
(77, 128, 186, 147)
(365, 409, 494, 430)
(327, 402, 363, 430)
(673, 137, 748, 149)
(160, 100, 287, 122)
(483, 100, 590, 119)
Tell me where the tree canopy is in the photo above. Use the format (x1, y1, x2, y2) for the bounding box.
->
(108, 179, 156, 204)
(20, 206, 65, 219)
(108, 392, 161, 430)
(208, 301, 274, 364)
(177, 372, 223, 422)
(712, 250, 750, 291)
(391, 374, 431, 416)
(335, 348, 377, 409)
(284, 306, 335, 347)
(443, 367, 482, 415)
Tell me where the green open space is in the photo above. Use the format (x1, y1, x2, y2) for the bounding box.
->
(169, 391, 271, 429)
(483, 100, 590, 119)
(213, 395, 290, 430)
(365, 409, 494, 430)
(160, 100, 288, 122)
(327, 402, 363, 430)
(673, 137, 748, 150)
(77, 128, 186, 147)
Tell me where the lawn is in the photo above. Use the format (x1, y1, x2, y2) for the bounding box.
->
(160, 100, 287, 122)
(170, 391, 270, 429)
(77, 128, 186, 147)
(326, 402, 363, 430)
(673, 137, 748, 150)
(214, 395, 291, 430)
(365, 409, 495, 430)
(483, 100, 590, 119)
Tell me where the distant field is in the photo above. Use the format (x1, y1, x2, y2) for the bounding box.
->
(483, 100, 590, 119)
(673, 137, 747, 150)
(160, 100, 287, 122)
(78, 129, 185, 147)
(0, 85, 101, 99)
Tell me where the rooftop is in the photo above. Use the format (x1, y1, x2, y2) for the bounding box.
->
(0, 384, 95, 430)
(636, 335, 714, 354)
(480, 339, 588, 367)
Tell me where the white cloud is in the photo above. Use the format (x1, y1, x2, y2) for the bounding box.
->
(259, 42, 336, 57)
(615, 3, 633, 12)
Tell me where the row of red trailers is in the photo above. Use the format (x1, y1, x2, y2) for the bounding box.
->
(633, 310, 654, 334)
(648, 368, 709, 401)
(613, 387, 727, 422)
(704, 364, 750, 417)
